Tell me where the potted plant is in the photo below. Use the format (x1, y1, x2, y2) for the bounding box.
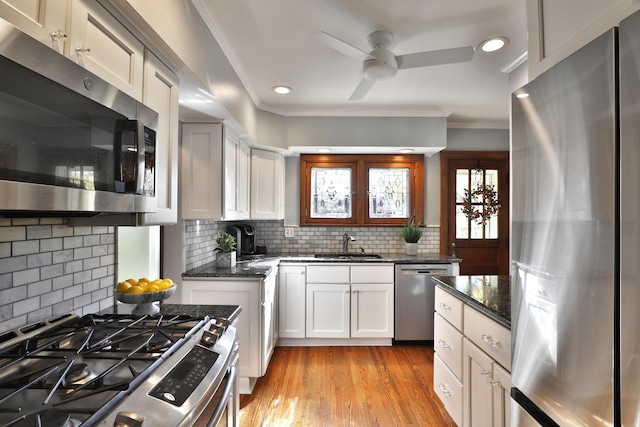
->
(215, 231, 237, 267)
(401, 216, 424, 256)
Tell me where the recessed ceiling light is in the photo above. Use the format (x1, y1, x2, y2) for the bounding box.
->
(317, 148, 332, 153)
(399, 148, 414, 153)
(479, 37, 509, 53)
(516, 92, 529, 99)
(272, 85, 292, 95)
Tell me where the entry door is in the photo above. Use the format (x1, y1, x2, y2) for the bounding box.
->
(440, 151, 509, 275)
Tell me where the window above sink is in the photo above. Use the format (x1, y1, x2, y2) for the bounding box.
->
(300, 154, 424, 226)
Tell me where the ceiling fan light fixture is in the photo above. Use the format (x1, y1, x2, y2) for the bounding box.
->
(272, 85, 292, 95)
(363, 48, 398, 81)
(479, 37, 509, 53)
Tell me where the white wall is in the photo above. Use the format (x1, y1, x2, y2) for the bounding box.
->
(116, 226, 160, 282)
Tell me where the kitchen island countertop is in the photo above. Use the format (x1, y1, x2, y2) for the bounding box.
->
(432, 275, 510, 328)
(183, 253, 461, 279)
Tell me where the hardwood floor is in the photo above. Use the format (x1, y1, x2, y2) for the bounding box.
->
(238, 345, 457, 427)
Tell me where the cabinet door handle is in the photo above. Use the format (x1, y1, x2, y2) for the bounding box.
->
(482, 334, 501, 348)
(438, 339, 450, 350)
(75, 45, 91, 56)
(50, 29, 67, 42)
(481, 370, 491, 378)
(438, 383, 451, 397)
(439, 302, 451, 311)
(490, 379, 501, 386)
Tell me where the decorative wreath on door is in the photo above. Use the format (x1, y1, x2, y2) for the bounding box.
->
(461, 183, 501, 226)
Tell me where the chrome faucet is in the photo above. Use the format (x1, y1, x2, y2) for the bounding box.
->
(342, 232, 355, 253)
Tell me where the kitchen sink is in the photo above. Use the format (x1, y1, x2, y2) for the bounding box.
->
(314, 253, 383, 259)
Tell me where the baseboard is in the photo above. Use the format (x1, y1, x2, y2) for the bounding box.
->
(277, 338, 392, 347)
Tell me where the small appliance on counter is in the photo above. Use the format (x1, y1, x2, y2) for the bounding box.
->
(226, 223, 260, 259)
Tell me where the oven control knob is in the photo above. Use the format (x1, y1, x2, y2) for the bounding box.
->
(200, 329, 220, 347)
(215, 317, 230, 330)
(114, 411, 144, 427)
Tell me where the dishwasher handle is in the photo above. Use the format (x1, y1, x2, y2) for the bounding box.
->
(400, 269, 449, 275)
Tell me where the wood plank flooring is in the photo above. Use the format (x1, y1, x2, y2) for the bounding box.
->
(238, 345, 457, 427)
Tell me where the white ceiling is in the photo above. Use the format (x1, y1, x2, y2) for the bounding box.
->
(193, 0, 527, 129)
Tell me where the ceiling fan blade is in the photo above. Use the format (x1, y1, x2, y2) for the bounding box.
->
(349, 78, 375, 101)
(396, 46, 475, 69)
(311, 31, 373, 62)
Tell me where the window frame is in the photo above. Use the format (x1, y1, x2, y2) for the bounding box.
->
(300, 154, 424, 226)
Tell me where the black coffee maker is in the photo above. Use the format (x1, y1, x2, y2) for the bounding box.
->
(226, 224, 256, 256)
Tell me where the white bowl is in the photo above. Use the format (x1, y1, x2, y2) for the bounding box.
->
(115, 285, 176, 315)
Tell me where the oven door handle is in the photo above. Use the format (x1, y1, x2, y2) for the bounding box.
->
(205, 361, 238, 427)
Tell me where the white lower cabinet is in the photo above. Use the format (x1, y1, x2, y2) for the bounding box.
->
(181, 272, 277, 394)
(304, 264, 394, 339)
(434, 286, 511, 427)
(350, 283, 394, 338)
(306, 283, 350, 338)
(434, 353, 464, 426)
(278, 265, 306, 338)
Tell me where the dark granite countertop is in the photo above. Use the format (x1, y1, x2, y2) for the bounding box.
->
(432, 275, 511, 329)
(183, 257, 280, 279)
(100, 303, 242, 322)
(183, 253, 461, 279)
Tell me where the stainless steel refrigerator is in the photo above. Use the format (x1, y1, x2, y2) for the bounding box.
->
(510, 10, 640, 426)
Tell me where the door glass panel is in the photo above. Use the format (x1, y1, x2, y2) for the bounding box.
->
(456, 169, 469, 203)
(455, 167, 500, 240)
(310, 167, 352, 218)
(368, 167, 410, 218)
(456, 205, 468, 239)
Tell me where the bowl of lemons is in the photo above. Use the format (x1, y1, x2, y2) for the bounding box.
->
(115, 278, 176, 315)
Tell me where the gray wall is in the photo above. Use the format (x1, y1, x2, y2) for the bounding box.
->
(285, 128, 509, 226)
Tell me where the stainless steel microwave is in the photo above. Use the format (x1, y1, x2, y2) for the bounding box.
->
(0, 17, 158, 217)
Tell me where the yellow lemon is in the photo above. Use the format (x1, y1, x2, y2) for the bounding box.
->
(151, 279, 163, 286)
(116, 281, 132, 293)
(126, 278, 138, 286)
(138, 277, 150, 283)
(126, 285, 145, 294)
(159, 279, 174, 290)
(146, 284, 160, 293)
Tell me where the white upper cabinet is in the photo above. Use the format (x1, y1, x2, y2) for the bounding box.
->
(181, 122, 254, 221)
(224, 127, 251, 220)
(251, 148, 284, 220)
(0, 0, 68, 52)
(68, 0, 144, 100)
(527, 0, 640, 78)
(181, 123, 223, 220)
(139, 50, 179, 225)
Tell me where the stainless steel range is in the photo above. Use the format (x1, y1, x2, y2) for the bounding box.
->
(0, 312, 239, 427)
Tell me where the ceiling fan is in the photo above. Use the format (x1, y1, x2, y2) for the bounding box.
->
(311, 30, 475, 101)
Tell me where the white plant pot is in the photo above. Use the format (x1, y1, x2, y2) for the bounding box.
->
(215, 251, 236, 268)
(405, 242, 418, 256)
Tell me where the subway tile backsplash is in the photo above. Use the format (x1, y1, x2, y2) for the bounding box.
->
(0, 218, 115, 333)
(1, 217, 441, 333)
(184, 219, 441, 270)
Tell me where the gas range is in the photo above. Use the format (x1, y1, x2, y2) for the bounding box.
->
(0, 312, 238, 427)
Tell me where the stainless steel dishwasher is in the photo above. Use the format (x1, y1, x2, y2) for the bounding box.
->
(394, 263, 452, 342)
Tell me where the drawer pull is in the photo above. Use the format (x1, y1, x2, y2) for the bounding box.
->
(439, 302, 451, 311)
(438, 383, 451, 397)
(490, 379, 501, 386)
(438, 339, 451, 350)
(481, 370, 491, 378)
(482, 334, 501, 348)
